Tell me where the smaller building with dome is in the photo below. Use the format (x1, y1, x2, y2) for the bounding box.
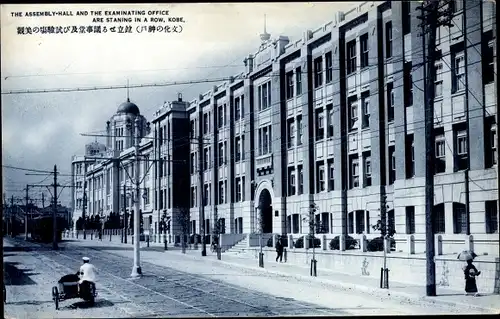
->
(71, 97, 152, 233)
(106, 98, 149, 152)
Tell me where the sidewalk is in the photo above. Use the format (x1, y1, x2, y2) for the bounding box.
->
(61, 236, 500, 314)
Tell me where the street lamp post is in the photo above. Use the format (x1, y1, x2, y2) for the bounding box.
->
(257, 206, 264, 268)
(131, 118, 142, 278)
(82, 190, 87, 239)
(310, 204, 317, 277)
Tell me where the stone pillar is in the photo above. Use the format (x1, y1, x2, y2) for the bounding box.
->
(360, 235, 367, 252)
(435, 235, 443, 255)
(322, 235, 327, 251)
(407, 235, 415, 254)
(289, 234, 294, 249)
(465, 234, 474, 252)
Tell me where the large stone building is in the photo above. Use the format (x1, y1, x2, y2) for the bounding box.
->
(71, 0, 498, 255)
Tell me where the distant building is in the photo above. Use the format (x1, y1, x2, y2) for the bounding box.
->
(71, 0, 498, 255)
(71, 98, 151, 230)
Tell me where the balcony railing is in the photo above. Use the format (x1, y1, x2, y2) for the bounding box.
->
(256, 153, 273, 171)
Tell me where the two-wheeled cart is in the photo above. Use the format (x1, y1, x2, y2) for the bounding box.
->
(52, 274, 97, 310)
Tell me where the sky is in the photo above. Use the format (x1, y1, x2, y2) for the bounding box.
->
(1, 2, 358, 207)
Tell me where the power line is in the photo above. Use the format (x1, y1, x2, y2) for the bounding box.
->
(74, 59, 493, 182)
(80, 35, 489, 153)
(4, 50, 491, 186)
(2, 165, 56, 174)
(2, 64, 245, 80)
(0, 77, 243, 95)
(0, 13, 453, 97)
(0, 3, 488, 100)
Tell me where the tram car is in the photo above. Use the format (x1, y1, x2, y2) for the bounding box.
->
(30, 216, 67, 243)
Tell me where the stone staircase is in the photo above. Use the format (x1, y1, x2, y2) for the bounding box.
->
(223, 235, 250, 256)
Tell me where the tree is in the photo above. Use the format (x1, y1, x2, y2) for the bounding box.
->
(371, 195, 394, 289)
(214, 218, 225, 239)
(371, 195, 396, 249)
(76, 217, 83, 230)
(302, 203, 320, 276)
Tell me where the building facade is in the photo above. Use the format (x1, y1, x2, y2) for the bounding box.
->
(71, 0, 498, 254)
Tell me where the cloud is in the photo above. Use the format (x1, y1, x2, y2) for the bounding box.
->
(1, 2, 357, 205)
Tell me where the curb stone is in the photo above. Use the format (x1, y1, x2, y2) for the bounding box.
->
(165, 250, 498, 314)
(62, 238, 499, 314)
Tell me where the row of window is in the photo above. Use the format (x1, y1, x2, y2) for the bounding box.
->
(190, 176, 247, 208)
(188, 200, 497, 235)
(431, 202, 498, 234)
(286, 116, 304, 148)
(258, 125, 273, 156)
(74, 163, 88, 175)
(190, 32, 493, 143)
(283, 200, 498, 236)
(82, 187, 152, 211)
(190, 134, 248, 174)
(191, 95, 246, 138)
(114, 140, 125, 151)
(434, 37, 494, 99)
(285, 117, 495, 194)
(190, 115, 495, 192)
(158, 122, 169, 145)
(114, 127, 125, 137)
(285, 67, 303, 100)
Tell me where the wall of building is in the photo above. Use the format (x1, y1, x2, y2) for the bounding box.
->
(72, 0, 498, 255)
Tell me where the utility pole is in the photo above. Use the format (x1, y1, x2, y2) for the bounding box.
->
(495, 4, 499, 238)
(131, 117, 142, 278)
(199, 130, 207, 256)
(123, 183, 127, 244)
(83, 183, 87, 239)
(52, 165, 59, 250)
(25, 185, 29, 240)
(42, 192, 45, 208)
(381, 194, 389, 289)
(463, 2, 471, 236)
(8, 195, 14, 236)
(417, 0, 453, 297)
(309, 203, 318, 277)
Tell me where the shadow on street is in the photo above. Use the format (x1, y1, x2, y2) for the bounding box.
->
(4, 262, 38, 286)
(3, 246, 34, 253)
(66, 299, 116, 309)
(70, 245, 174, 253)
(6, 300, 53, 306)
(3, 245, 64, 253)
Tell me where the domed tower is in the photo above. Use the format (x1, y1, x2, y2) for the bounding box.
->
(107, 97, 149, 152)
(85, 140, 107, 156)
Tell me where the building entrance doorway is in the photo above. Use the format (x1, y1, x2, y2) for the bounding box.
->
(258, 188, 273, 234)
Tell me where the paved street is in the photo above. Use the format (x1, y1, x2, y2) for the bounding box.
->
(3, 237, 491, 318)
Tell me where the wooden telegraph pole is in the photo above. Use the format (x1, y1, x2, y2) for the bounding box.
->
(417, 0, 454, 297)
(52, 165, 59, 250)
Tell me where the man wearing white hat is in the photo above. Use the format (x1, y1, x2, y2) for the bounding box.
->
(78, 257, 97, 295)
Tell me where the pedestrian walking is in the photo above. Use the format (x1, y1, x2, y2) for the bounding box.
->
(275, 238, 283, 262)
(463, 259, 481, 296)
